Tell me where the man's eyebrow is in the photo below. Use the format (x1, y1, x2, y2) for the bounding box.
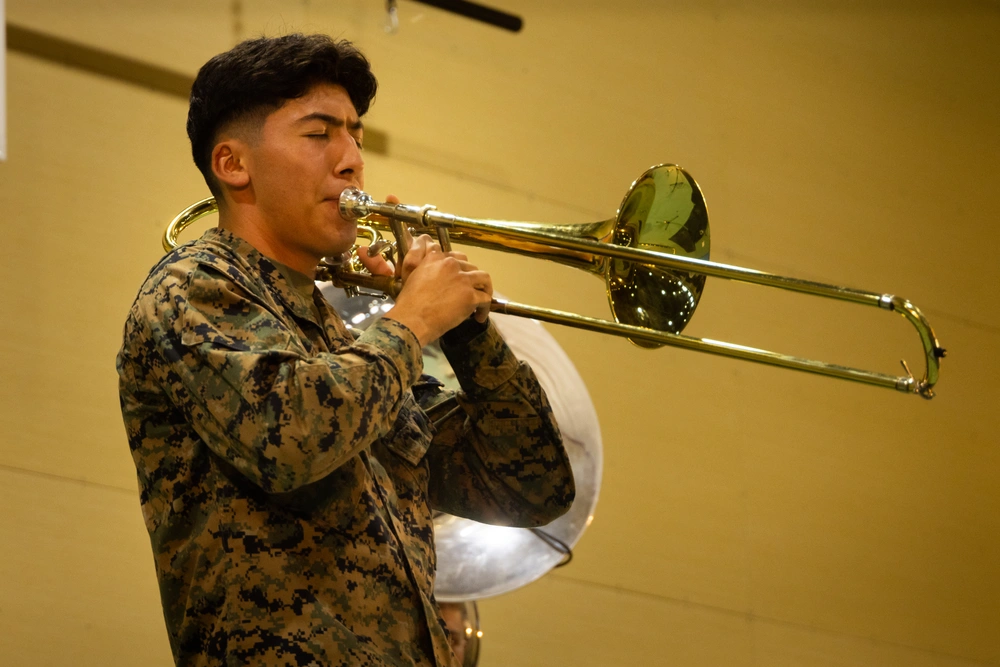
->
(296, 112, 364, 132)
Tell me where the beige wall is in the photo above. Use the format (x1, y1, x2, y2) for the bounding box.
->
(1, 1, 997, 665)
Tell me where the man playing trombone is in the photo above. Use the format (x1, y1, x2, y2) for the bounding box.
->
(116, 33, 574, 667)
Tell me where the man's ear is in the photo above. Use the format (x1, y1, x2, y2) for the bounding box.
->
(211, 140, 251, 190)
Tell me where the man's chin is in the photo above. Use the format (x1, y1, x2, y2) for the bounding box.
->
(317, 217, 357, 250)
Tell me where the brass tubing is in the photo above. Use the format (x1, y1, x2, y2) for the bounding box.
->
(492, 300, 919, 395)
(422, 214, 942, 395)
(343, 198, 941, 398)
(427, 212, 884, 306)
(163, 198, 217, 252)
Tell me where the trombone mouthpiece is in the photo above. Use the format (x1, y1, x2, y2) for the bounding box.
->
(339, 187, 373, 221)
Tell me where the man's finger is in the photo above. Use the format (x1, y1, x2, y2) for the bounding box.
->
(356, 249, 394, 277)
(466, 270, 493, 297)
(473, 297, 492, 323)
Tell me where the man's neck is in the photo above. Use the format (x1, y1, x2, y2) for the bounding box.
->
(217, 204, 319, 278)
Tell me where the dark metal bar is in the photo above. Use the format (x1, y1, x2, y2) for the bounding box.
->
(409, 0, 523, 32)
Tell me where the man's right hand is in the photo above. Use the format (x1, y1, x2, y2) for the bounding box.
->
(384, 235, 493, 346)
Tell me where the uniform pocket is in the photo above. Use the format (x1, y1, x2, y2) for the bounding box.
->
(382, 394, 434, 467)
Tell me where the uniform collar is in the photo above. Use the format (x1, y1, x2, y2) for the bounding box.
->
(198, 227, 322, 325)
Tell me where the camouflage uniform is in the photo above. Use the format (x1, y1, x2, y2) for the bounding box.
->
(117, 228, 575, 666)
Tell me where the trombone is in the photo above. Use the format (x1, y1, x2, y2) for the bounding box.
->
(164, 164, 944, 398)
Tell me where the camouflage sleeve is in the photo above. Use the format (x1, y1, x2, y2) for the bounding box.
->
(422, 320, 576, 527)
(135, 262, 423, 494)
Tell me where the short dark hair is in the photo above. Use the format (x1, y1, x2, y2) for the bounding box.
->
(186, 34, 378, 196)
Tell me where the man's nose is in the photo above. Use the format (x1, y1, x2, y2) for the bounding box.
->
(334, 134, 364, 177)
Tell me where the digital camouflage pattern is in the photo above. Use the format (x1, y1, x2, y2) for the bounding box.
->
(117, 227, 575, 666)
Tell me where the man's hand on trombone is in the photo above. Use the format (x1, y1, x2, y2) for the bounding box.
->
(357, 195, 493, 346)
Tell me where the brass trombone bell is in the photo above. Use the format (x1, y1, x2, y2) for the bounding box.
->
(163, 164, 945, 398)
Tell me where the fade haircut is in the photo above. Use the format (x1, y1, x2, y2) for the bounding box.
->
(187, 33, 378, 197)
